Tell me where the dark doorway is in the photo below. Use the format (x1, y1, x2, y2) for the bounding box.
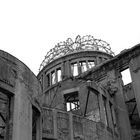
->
(32, 106, 40, 140)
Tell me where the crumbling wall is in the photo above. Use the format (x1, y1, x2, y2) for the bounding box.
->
(42, 107, 99, 140)
(0, 50, 42, 140)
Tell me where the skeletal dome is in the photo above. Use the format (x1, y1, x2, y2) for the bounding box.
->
(39, 35, 114, 71)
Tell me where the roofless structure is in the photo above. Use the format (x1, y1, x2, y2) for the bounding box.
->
(0, 35, 140, 140)
(39, 35, 114, 71)
(37, 35, 140, 140)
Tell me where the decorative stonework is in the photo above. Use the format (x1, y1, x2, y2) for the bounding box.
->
(105, 79, 118, 96)
(101, 72, 118, 96)
(39, 35, 114, 71)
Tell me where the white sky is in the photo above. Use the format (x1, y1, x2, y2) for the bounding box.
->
(0, 0, 140, 75)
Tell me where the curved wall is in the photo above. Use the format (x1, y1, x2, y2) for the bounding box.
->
(0, 50, 42, 140)
(38, 51, 113, 91)
(38, 51, 113, 111)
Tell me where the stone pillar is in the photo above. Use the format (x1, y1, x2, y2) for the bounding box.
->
(97, 88, 105, 123)
(55, 69, 57, 83)
(69, 112, 74, 140)
(53, 109, 57, 139)
(96, 56, 101, 65)
(129, 55, 140, 116)
(64, 61, 71, 78)
(86, 60, 89, 70)
(114, 72, 132, 140)
(12, 80, 32, 140)
(106, 99, 114, 130)
(61, 62, 65, 80)
(77, 61, 81, 74)
(97, 89, 107, 140)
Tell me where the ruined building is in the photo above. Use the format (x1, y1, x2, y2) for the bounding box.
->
(0, 35, 140, 140)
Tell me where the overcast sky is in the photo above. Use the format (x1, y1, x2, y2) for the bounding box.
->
(0, 0, 140, 75)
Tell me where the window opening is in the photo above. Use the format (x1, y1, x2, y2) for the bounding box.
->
(123, 82, 140, 138)
(71, 63, 78, 76)
(102, 96, 109, 126)
(121, 68, 132, 85)
(88, 60, 95, 69)
(64, 92, 80, 111)
(57, 68, 62, 82)
(125, 98, 140, 139)
(46, 74, 50, 87)
(51, 71, 56, 85)
(79, 61, 87, 73)
(0, 92, 10, 140)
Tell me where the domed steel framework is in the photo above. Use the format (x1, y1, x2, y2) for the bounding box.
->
(39, 35, 115, 71)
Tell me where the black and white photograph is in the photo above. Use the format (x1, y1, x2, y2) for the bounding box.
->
(0, 0, 140, 140)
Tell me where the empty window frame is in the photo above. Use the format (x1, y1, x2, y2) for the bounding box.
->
(0, 92, 10, 140)
(79, 61, 87, 73)
(71, 63, 78, 76)
(88, 60, 95, 69)
(121, 68, 132, 85)
(57, 68, 62, 82)
(51, 71, 56, 85)
(126, 98, 140, 135)
(46, 74, 50, 87)
(64, 92, 80, 111)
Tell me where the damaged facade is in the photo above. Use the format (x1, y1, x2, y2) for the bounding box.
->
(0, 35, 140, 140)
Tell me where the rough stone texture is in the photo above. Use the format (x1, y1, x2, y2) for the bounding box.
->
(38, 44, 140, 140)
(0, 50, 42, 140)
(0, 43, 140, 140)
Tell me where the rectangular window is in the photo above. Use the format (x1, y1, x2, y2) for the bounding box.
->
(88, 60, 95, 69)
(57, 68, 62, 82)
(125, 98, 140, 136)
(121, 68, 132, 85)
(64, 91, 80, 111)
(102, 96, 109, 126)
(79, 61, 87, 73)
(46, 74, 50, 87)
(71, 63, 78, 76)
(51, 71, 56, 85)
